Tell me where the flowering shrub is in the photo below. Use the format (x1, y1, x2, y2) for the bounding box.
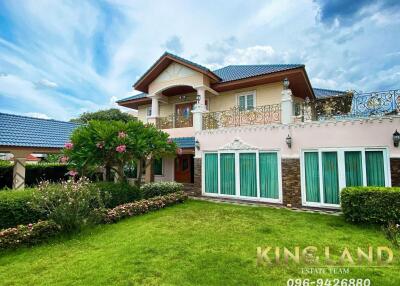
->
(382, 221, 400, 248)
(103, 191, 188, 223)
(30, 177, 105, 232)
(0, 220, 61, 249)
(140, 181, 184, 199)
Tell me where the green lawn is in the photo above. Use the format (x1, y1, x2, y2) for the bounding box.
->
(0, 200, 399, 286)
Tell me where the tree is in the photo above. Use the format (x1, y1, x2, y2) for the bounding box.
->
(70, 108, 136, 123)
(62, 120, 177, 185)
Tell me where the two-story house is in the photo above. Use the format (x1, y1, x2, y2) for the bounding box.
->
(118, 52, 400, 209)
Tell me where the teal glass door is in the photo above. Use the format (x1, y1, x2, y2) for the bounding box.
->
(205, 153, 218, 193)
(220, 153, 236, 195)
(239, 153, 257, 197)
(344, 151, 363, 187)
(366, 151, 385, 186)
(304, 152, 320, 203)
(322, 152, 339, 204)
(259, 152, 279, 199)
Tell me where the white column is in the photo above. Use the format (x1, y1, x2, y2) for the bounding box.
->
(281, 87, 294, 124)
(147, 94, 160, 125)
(197, 87, 206, 109)
(12, 150, 30, 189)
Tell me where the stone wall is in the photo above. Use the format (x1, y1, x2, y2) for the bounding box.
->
(390, 158, 400, 187)
(192, 158, 202, 196)
(281, 158, 302, 208)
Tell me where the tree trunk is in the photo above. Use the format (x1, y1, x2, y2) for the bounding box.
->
(136, 159, 143, 187)
(105, 164, 112, 182)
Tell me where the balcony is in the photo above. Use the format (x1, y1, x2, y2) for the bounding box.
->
(203, 104, 281, 130)
(299, 89, 400, 122)
(156, 114, 193, 129)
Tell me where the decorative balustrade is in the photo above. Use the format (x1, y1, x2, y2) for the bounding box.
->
(156, 114, 193, 129)
(299, 89, 400, 121)
(202, 104, 281, 130)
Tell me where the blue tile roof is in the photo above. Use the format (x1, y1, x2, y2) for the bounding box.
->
(313, 88, 348, 99)
(0, 113, 79, 148)
(118, 62, 305, 103)
(213, 64, 304, 82)
(173, 137, 195, 149)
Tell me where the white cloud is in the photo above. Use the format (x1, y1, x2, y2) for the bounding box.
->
(24, 112, 51, 119)
(36, 79, 58, 89)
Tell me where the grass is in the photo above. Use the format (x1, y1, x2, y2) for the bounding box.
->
(0, 200, 399, 285)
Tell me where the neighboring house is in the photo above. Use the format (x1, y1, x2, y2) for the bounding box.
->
(118, 52, 400, 209)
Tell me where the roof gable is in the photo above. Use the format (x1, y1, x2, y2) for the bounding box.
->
(134, 52, 221, 93)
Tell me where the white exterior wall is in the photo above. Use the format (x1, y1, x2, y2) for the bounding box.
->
(154, 157, 175, 182)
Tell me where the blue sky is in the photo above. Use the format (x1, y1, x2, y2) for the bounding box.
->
(0, 0, 399, 121)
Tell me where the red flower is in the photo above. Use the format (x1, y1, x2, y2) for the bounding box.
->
(64, 142, 73, 150)
(118, 131, 127, 139)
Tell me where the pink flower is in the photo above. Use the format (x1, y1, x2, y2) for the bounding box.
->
(68, 170, 78, 177)
(118, 131, 127, 139)
(60, 156, 69, 163)
(116, 145, 126, 153)
(96, 142, 104, 149)
(64, 142, 73, 150)
(28, 223, 33, 228)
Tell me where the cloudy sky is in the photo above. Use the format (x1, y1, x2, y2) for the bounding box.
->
(0, 0, 399, 120)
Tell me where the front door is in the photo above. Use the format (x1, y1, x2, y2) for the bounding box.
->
(175, 154, 192, 183)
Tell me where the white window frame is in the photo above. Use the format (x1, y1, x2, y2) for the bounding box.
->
(236, 90, 256, 110)
(300, 147, 391, 209)
(201, 149, 282, 204)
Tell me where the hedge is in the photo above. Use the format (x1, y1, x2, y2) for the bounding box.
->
(0, 162, 69, 189)
(140, 181, 184, 199)
(0, 189, 45, 229)
(341, 187, 400, 224)
(0, 192, 188, 249)
(0, 220, 61, 249)
(0, 181, 184, 229)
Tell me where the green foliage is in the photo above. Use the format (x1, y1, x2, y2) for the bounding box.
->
(94, 182, 140, 208)
(102, 191, 188, 223)
(64, 120, 177, 184)
(382, 221, 400, 248)
(30, 178, 105, 232)
(341, 186, 400, 224)
(70, 108, 136, 124)
(140, 181, 184, 199)
(0, 189, 44, 229)
(0, 220, 61, 249)
(0, 163, 68, 189)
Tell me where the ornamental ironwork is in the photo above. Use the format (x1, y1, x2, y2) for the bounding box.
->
(156, 114, 193, 129)
(299, 89, 400, 121)
(203, 104, 281, 130)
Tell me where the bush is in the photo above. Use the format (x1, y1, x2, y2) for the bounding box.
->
(94, 182, 141, 208)
(0, 189, 44, 229)
(0, 220, 61, 249)
(341, 187, 400, 224)
(0, 163, 69, 189)
(30, 178, 105, 232)
(103, 191, 188, 223)
(140, 181, 184, 199)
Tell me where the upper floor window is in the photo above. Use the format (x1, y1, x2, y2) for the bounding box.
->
(238, 92, 255, 111)
(147, 107, 152, 117)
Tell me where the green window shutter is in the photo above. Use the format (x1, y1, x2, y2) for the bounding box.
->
(153, 158, 163, 176)
(344, 151, 363, 187)
(322, 152, 339, 204)
(239, 96, 246, 111)
(366, 151, 385, 186)
(304, 152, 320, 203)
(239, 153, 257, 197)
(246, 95, 254, 110)
(205, 153, 218, 193)
(259, 153, 279, 199)
(220, 153, 236, 195)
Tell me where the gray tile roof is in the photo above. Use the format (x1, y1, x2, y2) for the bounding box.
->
(213, 64, 304, 82)
(116, 92, 147, 103)
(313, 88, 348, 99)
(173, 137, 195, 148)
(0, 113, 79, 148)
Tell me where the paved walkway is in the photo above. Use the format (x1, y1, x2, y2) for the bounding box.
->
(190, 196, 342, 216)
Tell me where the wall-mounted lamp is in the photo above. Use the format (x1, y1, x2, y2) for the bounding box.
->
(196, 94, 201, 104)
(283, 77, 290, 90)
(195, 139, 200, 150)
(286, 134, 292, 148)
(393, 130, 400, 147)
